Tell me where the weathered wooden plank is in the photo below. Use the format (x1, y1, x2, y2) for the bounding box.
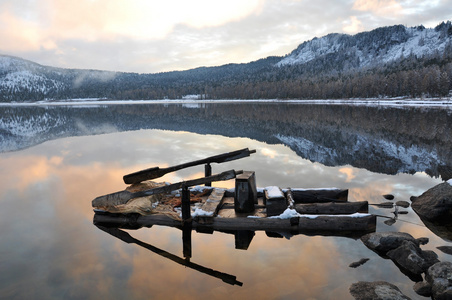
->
(265, 186, 288, 217)
(291, 188, 348, 203)
(123, 148, 256, 184)
(234, 171, 257, 213)
(196, 189, 226, 224)
(92, 169, 242, 208)
(295, 201, 369, 215)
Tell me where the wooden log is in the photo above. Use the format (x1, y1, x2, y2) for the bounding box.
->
(94, 212, 376, 232)
(295, 201, 369, 215)
(92, 169, 242, 208)
(123, 148, 256, 184)
(291, 188, 348, 203)
(234, 171, 257, 213)
(265, 186, 288, 217)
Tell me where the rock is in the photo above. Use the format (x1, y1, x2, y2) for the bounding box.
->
(386, 240, 439, 275)
(384, 218, 396, 226)
(413, 281, 432, 297)
(350, 281, 411, 300)
(437, 246, 452, 255)
(411, 182, 452, 221)
(349, 258, 370, 268)
(426, 262, 452, 300)
(416, 217, 452, 242)
(383, 194, 395, 200)
(374, 201, 394, 208)
(416, 237, 429, 245)
(361, 232, 418, 255)
(396, 200, 410, 208)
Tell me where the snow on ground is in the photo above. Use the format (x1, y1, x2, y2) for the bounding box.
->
(1, 98, 452, 108)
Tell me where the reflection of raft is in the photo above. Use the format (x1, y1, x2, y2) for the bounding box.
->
(92, 148, 376, 234)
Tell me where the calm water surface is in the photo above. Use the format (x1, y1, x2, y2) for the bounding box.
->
(1, 102, 451, 299)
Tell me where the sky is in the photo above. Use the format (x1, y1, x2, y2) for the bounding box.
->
(0, 0, 451, 74)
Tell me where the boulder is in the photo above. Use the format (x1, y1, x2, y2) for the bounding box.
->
(413, 281, 432, 297)
(411, 182, 452, 221)
(437, 246, 452, 255)
(386, 240, 439, 275)
(416, 237, 429, 245)
(426, 261, 452, 300)
(361, 232, 418, 255)
(350, 281, 411, 300)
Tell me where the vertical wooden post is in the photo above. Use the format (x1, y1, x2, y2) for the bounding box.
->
(182, 223, 192, 259)
(234, 171, 257, 213)
(204, 163, 212, 186)
(181, 186, 191, 222)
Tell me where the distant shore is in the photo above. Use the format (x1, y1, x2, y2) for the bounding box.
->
(1, 97, 452, 108)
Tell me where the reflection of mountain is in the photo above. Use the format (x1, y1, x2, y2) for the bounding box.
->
(1, 103, 451, 179)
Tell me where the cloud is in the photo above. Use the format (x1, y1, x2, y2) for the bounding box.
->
(343, 16, 365, 33)
(352, 0, 403, 16)
(0, 0, 451, 73)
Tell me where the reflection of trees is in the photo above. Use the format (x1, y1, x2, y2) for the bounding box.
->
(1, 104, 452, 178)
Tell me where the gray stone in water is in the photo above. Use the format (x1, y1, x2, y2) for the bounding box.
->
(437, 246, 452, 255)
(411, 182, 452, 221)
(361, 232, 418, 255)
(350, 281, 411, 300)
(416, 237, 429, 245)
(395, 200, 410, 208)
(383, 194, 395, 200)
(349, 258, 370, 268)
(426, 261, 452, 300)
(413, 281, 432, 297)
(386, 240, 439, 275)
(375, 201, 394, 208)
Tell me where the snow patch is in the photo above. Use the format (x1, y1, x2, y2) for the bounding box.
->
(265, 186, 283, 198)
(191, 207, 214, 217)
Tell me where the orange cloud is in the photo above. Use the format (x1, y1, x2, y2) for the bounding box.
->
(343, 16, 364, 34)
(352, 0, 402, 16)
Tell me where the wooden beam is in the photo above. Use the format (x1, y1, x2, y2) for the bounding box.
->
(234, 171, 257, 213)
(92, 169, 242, 208)
(94, 212, 376, 233)
(196, 189, 226, 224)
(291, 189, 348, 203)
(295, 201, 369, 214)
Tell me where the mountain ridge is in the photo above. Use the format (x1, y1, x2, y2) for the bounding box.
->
(1, 21, 451, 101)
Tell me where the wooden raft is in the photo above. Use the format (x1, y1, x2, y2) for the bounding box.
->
(93, 185, 375, 233)
(92, 148, 376, 233)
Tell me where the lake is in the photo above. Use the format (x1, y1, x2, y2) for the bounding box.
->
(1, 101, 452, 299)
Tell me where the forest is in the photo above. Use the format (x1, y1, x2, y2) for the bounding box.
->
(1, 22, 452, 101)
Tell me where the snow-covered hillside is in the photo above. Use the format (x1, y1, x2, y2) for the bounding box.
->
(0, 21, 451, 101)
(277, 23, 452, 68)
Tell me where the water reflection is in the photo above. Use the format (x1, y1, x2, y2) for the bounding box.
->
(0, 121, 450, 299)
(1, 103, 452, 179)
(95, 225, 244, 286)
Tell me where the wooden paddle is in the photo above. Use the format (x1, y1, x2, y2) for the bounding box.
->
(123, 148, 255, 184)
